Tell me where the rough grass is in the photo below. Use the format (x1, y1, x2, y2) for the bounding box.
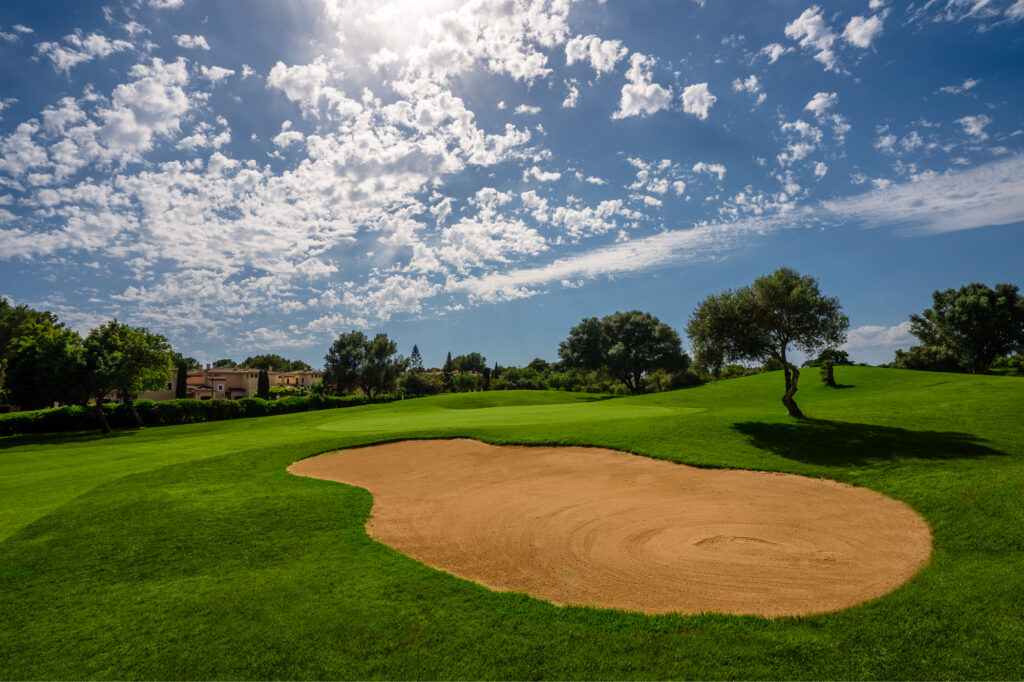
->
(1, 367, 1022, 680)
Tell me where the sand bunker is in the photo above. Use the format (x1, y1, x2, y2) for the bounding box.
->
(289, 439, 931, 617)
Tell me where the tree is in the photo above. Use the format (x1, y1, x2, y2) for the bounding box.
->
(526, 357, 550, 374)
(687, 267, 849, 418)
(3, 323, 89, 410)
(451, 371, 479, 392)
(442, 351, 454, 390)
(244, 354, 296, 372)
(803, 349, 851, 368)
(890, 345, 962, 373)
(323, 331, 367, 395)
(85, 320, 173, 428)
(399, 371, 443, 396)
(171, 352, 201, 371)
(908, 282, 1024, 374)
(409, 344, 423, 371)
(453, 352, 487, 373)
(559, 311, 687, 394)
(0, 299, 61, 375)
(175, 362, 188, 399)
(212, 358, 236, 368)
(360, 334, 408, 398)
(323, 331, 407, 397)
(257, 369, 271, 400)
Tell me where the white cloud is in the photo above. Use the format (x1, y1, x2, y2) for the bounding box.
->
(939, 78, 980, 94)
(732, 75, 765, 105)
(36, 31, 132, 75)
(681, 83, 716, 120)
(562, 85, 579, 108)
(820, 155, 1024, 234)
(449, 156, 1024, 303)
(565, 34, 628, 74)
(784, 6, 838, 71)
(1009, 0, 1024, 20)
(692, 161, 726, 180)
(814, 161, 828, 177)
(841, 321, 915, 362)
(149, 0, 185, 7)
(524, 166, 561, 182)
(759, 43, 791, 63)
(174, 34, 210, 50)
(957, 114, 992, 140)
(266, 58, 331, 112)
(514, 104, 541, 115)
(842, 15, 884, 48)
(805, 91, 837, 117)
(612, 53, 672, 119)
(200, 65, 235, 83)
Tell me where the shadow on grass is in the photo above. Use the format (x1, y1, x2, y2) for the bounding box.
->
(0, 429, 139, 450)
(730, 418, 1005, 466)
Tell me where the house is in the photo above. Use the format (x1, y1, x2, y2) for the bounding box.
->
(138, 364, 321, 401)
(278, 369, 323, 388)
(185, 366, 263, 400)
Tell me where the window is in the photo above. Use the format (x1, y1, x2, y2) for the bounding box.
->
(300, 377, 305, 385)
(217, 384, 224, 392)
(166, 381, 173, 391)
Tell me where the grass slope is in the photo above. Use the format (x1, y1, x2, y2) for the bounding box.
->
(1, 367, 1022, 680)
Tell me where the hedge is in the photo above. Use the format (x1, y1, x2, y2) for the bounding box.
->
(0, 394, 400, 437)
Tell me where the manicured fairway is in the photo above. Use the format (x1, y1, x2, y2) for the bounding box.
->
(1, 367, 1023, 679)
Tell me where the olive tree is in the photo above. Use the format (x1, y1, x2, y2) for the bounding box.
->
(559, 310, 687, 394)
(687, 267, 848, 418)
(909, 282, 1024, 374)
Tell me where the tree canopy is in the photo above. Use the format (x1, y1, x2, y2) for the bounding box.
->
(85, 320, 173, 428)
(243, 354, 311, 372)
(409, 344, 423, 371)
(323, 331, 407, 398)
(559, 310, 687, 394)
(908, 282, 1024, 374)
(3, 323, 89, 411)
(687, 267, 848, 418)
(0, 299, 61, 374)
(452, 352, 487, 374)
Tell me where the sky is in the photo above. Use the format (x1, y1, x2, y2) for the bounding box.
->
(1, 0, 1023, 369)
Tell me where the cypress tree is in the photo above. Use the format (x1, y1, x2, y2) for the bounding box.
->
(257, 368, 270, 400)
(175, 363, 188, 399)
(442, 351, 454, 390)
(410, 344, 423, 371)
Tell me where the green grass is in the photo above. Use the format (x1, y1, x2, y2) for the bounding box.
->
(1, 367, 1022, 679)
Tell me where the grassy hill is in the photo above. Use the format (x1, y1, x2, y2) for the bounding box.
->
(1, 367, 1022, 679)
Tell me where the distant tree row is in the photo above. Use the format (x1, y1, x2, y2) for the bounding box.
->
(1, 301, 172, 432)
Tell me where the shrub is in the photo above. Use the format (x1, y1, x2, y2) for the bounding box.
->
(204, 398, 241, 421)
(237, 397, 269, 417)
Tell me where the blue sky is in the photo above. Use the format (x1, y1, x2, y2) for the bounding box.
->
(1, 0, 1022, 368)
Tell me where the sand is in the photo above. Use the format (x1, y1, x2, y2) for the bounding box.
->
(288, 439, 932, 617)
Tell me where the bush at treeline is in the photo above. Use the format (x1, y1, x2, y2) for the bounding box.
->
(0, 394, 399, 437)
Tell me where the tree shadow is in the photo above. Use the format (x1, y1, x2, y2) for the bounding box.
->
(0, 429, 139, 450)
(730, 418, 1005, 466)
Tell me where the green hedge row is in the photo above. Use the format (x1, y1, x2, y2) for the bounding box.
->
(0, 394, 399, 437)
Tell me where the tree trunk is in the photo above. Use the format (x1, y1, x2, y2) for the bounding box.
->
(93, 397, 110, 434)
(121, 391, 144, 427)
(780, 355, 805, 419)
